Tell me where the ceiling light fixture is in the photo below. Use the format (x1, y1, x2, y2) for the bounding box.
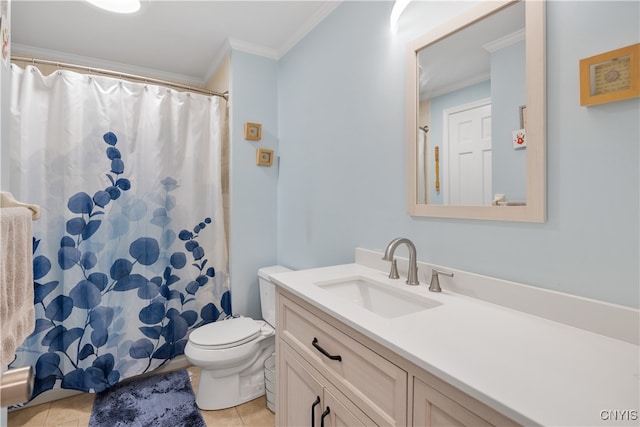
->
(85, 0, 141, 14)
(390, 0, 411, 33)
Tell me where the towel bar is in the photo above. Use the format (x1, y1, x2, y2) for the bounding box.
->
(0, 192, 40, 220)
(1, 366, 34, 407)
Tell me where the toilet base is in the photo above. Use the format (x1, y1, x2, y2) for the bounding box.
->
(194, 343, 275, 410)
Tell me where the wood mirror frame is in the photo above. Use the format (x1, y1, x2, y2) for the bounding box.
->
(406, 0, 546, 222)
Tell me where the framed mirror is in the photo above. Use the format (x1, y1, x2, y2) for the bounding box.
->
(406, 0, 545, 222)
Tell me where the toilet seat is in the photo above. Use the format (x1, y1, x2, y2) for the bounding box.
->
(189, 317, 261, 350)
(185, 265, 290, 410)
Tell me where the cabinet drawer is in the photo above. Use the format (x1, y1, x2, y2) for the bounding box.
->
(279, 294, 407, 426)
(414, 377, 492, 427)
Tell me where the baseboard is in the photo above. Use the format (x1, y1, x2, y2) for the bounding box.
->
(355, 248, 640, 345)
(10, 355, 191, 410)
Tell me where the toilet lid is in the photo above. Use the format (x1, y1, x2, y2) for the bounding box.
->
(189, 317, 261, 349)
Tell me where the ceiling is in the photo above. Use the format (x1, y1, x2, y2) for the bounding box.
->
(417, 1, 525, 99)
(11, 0, 342, 86)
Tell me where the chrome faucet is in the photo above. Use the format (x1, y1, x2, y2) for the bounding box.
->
(429, 268, 454, 292)
(382, 238, 419, 286)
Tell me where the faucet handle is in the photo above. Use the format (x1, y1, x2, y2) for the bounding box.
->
(388, 259, 400, 279)
(429, 268, 454, 292)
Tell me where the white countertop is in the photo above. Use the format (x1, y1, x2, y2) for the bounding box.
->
(271, 263, 640, 427)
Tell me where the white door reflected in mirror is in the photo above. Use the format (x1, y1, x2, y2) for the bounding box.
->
(445, 101, 492, 205)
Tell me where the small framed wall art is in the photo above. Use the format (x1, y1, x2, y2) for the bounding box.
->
(256, 148, 274, 167)
(580, 43, 640, 106)
(244, 122, 262, 141)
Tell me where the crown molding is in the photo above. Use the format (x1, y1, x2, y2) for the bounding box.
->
(228, 38, 279, 60)
(220, 1, 343, 63)
(204, 39, 232, 85)
(203, 36, 278, 85)
(14, 1, 344, 88)
(483, 28, 525, 53)
(422, 73, 491, 100)
(12, 43, 207, 86)
(277, 0, 343, 57)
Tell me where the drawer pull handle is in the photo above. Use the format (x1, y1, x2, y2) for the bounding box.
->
(311, 396, 321, 427)
(321, 406, 331, 427)
(312, 337, 342, 361)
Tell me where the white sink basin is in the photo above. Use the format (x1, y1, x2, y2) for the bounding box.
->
(314, 276, 440, 319)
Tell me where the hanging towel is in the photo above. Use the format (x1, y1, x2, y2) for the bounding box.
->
(0, 207, 35, 368)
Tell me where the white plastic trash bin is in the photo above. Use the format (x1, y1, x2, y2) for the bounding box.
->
(264, 353, 276, 412)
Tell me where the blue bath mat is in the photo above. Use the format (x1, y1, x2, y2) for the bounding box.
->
(89, 369, 205, 427)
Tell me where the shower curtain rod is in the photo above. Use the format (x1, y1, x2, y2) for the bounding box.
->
(11, 55, 228, 100)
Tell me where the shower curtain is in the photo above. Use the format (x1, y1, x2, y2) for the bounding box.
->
(8, 65, 231, 398)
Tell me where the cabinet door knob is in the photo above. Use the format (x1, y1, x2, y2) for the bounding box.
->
(312, 337, 342, 361)
(311, 396, 321, 427)
(320, 406, 331, 427)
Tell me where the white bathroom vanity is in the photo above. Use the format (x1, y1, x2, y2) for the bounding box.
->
(271, 250, 639, 426)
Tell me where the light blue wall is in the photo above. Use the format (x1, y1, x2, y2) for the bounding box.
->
(491, 40, 526, 201)
(278, 1, 407, 269)
(229, 50, 279, 319)
(277, 1, 639, 308)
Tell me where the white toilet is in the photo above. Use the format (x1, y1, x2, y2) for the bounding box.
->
(185, 265, 291, 410)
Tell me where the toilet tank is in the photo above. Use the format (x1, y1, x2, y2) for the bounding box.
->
(258, 265, 292, 327)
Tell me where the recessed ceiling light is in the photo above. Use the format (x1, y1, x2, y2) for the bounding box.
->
(85, 0, 141, 14)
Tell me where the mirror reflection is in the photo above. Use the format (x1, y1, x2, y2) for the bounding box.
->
(416, 1, 526, 206)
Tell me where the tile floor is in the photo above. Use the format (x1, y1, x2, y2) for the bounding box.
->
(7, 366, 275, 427)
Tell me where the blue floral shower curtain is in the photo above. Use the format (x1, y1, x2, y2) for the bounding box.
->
(8, 65, 231, 398)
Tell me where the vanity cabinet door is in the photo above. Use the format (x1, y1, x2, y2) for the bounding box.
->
(279, 342, 376, 427)
(279, 343, 325, 427)
(323, 387, 375, 427)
